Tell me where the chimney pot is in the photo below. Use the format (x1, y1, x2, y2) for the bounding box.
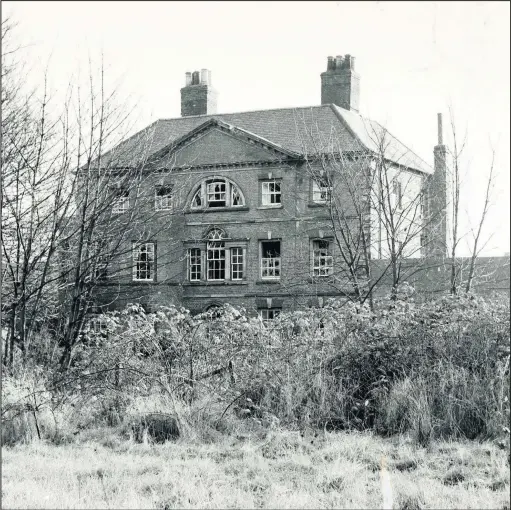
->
(181, 68, 218, 116)
(437, 113, 443, 145)
(321, 53, 360, 112)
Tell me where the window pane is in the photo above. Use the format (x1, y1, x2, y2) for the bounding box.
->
(133, 243, 154, 281)
(190, 248, 201, 281)
(313, 240, 333, 276)
(261, 240, 281, 278)
(113, 189, 129, 213)
(231, 247, 243, 280)
(207, 241, 225, 280)
(259, 309, 281, 321)
(207, 181, 226, 207)
(261, 180, 281, 206)
(312, 178, 331, 203)
(155, 186, 173, 210)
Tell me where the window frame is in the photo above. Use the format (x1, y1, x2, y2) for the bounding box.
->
(230, 247, 244, 281)
(312, 176, 332, 204)
(190, 178, 245, 210)
(189, 247, 202, 282)
(311, 238, 334, 277)
(258, 308, 281, 322)
(187, 229, 247, 283)
(155, 185, 173, 211)
(112, 188, 130, 214)
(206, 238, 226, 281)
(260, 239, 281, 280)
(260, 179, 282, 207)
(132, 242, 155, 282)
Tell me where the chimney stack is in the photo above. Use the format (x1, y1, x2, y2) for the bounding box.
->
(423, 112, 450, 257)
(180, 69, 218, 117)
(320, 53, 360, 112)
(437, 112, 443, 145)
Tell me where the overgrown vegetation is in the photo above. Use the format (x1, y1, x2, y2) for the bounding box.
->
(2, 293, 509, 452)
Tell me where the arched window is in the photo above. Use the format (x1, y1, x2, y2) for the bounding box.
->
(187, 228, 246, 283)
(190, 178, 245, 209)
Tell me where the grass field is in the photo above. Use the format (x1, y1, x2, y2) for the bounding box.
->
(2, 429, 509, 509)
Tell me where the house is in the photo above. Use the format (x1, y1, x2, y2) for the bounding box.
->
(87, 55, 449, 316)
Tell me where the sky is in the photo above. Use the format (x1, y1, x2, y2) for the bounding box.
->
(4, 1, 510, 256)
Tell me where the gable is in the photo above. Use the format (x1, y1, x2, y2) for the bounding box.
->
(148, 121, 301, 170)
(174, 128, 282, 167)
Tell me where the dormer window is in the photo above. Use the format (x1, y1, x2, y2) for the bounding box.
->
(190, 178, 245, 210)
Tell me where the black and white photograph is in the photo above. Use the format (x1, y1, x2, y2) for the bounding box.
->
(1, 1, 510, 508)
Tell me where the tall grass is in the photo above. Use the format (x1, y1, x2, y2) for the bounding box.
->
(2, 294, 509, 449)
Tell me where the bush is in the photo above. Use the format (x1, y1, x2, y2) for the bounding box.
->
(2, 294, 508, 445)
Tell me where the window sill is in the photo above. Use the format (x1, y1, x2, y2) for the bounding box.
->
(255, 280, 281, 285)
(307, 276, 335, 284)
(257, 205, 283, 210)
(183, 281, 249, 286)
(307, 203, 328, 208)
(187, 206, 249, 214)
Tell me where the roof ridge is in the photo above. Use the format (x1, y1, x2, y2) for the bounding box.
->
(157, 104, 332, 121)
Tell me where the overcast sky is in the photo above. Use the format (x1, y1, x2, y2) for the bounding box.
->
(4, 1, 510, 256)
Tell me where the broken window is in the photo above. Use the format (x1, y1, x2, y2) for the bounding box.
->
(112, 188, 129, 213)
(133, 243, 155, 281)
(312, 239, 333, 277)
(261, 180, 281, 206)
(190, 178, 245, 209)
(155, 185, 173, 211)
(260, 240, 281, 279)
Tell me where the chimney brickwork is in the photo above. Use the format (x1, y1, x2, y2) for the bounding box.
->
(180, 69, 218, 117)
(423, 113, 450, 257)
(321, 54, 360, 112)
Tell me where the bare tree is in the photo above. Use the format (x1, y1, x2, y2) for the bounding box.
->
(446, 108, 498, 295)
(297, 111, 434, 306)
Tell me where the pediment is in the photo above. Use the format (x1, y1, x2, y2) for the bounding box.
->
(149, 119, 301, 169)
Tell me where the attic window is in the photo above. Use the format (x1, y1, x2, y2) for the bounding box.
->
(190, 178, 245, 210)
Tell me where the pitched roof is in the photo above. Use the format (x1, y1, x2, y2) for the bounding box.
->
(101, 104, 432, 174)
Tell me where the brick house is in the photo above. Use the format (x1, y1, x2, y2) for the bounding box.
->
(90, 55, 448, 316)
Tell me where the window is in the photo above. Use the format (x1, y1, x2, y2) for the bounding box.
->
(189, 248, 202, 281)
(133, 243, 155, 281)
(312, 239, 333, 277)
(392, 179, 403, 210)
(112, 189, 129, 213)
(187, 229, 246, 283)
(261, 180, 281, 206)
(155, 185, 173, 211)
(260, 240, 281, 279)
(259, 308, 281, 321)
(191, 178, 245, 209)
(207, 181, 226, 207)
(207, 242, 226, 281)
(231, 247, 244, 280)
(312, 176, 332, 203)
